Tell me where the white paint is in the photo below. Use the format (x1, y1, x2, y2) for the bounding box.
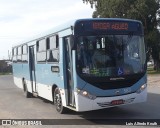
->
(60, 88, 67, 107)
(74, 91, 92, 111)
(37, 83, 53, 101)
(25, 79, 32, 93)
(13, 76, 34, 93)
(13, 76, 147, 112)
(13, 76, 68, 104)
(74, 88, 147, 112)
(13, 76, 23, 89)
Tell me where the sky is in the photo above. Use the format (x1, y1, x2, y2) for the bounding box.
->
(0, 0, 94, 60)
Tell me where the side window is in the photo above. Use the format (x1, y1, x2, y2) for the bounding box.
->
(12, 48, 17, 63)
(37, 38, 46, 63)
(46, 35, 59, 62)
(22, 45, 28, 63)
(17, 46, 22, 62)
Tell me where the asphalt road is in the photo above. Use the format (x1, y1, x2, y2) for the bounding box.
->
(0, 75, 160, 128)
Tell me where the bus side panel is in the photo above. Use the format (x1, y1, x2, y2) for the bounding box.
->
(35, 64, 64, 101)
(12, 63, 23, 89)
(35, 30, 72, 103)
(22, 63, 31, 92)
(13, 62, 30, 90)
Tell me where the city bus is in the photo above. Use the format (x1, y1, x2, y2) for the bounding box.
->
(12, 18, 147, 113)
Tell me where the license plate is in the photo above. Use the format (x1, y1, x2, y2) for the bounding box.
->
(111, 99, 124, 105)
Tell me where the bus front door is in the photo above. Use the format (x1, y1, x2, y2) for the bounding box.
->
(29, 46, 37, 94)
(64, 36, 75, 107)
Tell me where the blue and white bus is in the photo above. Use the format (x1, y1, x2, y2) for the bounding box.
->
(12, 18, 147, 113)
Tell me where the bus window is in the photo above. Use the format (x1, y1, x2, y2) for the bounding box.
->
(49, 35, 59, 49)
(12, 48, 16, 56)
(76, 35, 145, 77)
(12, 48, 17, 63)
(46, 35, 59, 62)
(17, 46, 22, 62)
(37, 39, 46, 52)
(22, 45, 27, 54)
(37, 39, 46, 63)
(22, 45, 28, 63)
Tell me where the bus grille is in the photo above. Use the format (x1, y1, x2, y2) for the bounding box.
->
(92, 79, 138, 90)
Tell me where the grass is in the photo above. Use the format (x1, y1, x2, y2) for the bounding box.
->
(0, 72, 12, 75)
(147, 66, 160, 75)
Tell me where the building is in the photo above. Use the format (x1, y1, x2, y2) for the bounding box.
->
(0, 60, 12, 73)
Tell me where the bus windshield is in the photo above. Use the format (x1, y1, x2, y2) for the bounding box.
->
(76, 35, 146, 78)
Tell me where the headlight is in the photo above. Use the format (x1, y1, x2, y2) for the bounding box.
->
(76, 88, 96, 100)
(136, 84, 147, 94)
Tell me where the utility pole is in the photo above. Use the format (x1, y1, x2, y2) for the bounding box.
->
(8, 50, 11, 61)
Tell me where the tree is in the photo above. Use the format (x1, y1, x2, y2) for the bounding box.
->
(83, 0, 160, 70)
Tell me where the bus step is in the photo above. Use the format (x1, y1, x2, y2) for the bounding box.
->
(66, 106, 76, 111)
(33, 92, 38, 97)
(69, 104, 76, 108)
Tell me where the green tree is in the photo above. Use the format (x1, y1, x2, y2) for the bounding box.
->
(83, 0, 160, 70)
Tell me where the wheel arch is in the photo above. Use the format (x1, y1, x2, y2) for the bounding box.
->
(52, 84, 58, 103)
(22, 77, 26, 92)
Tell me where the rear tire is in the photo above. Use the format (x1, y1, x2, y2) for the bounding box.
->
(23, 79, 32, 98)
(54, 87, 67, 114)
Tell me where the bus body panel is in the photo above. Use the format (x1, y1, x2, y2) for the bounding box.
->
(80, 74, 147, 97)
(12, 18, 147, 112)
(36, 82, 53, 101)
(75, 88, 147, 112)
(13, 76, 23, 89)
(13, 63, 30, 88)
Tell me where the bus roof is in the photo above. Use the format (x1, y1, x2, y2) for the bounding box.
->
(75, 18, 142, 23)
(12, 18, 142, 48)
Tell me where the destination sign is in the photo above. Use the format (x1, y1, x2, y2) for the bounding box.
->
(74, 19, 144, 36)
(93, 22, 128, 30)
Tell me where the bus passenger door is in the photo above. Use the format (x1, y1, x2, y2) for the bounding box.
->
(64, 36, 74, 106)
(29, 46, 37, 93)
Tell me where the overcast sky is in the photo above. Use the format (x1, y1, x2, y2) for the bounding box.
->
(0, 0, 94, 60)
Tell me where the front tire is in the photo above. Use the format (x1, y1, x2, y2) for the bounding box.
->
(54, 87, 67, 114)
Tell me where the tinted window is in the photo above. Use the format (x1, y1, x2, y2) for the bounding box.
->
(22, 45, 27, 54)
(46, 35, 59, 62)
(18, 47, 22, 55)
(22, 45, 28, 63)
(76, 35, 146, 77)
(17, 47, 22, 62)
(12, 48, 16, 56)
(37, 52, 46, 62)
(37, 39, 46, 63)
(12, 48, 17, 63)
(47, 50, 59, 62)
(37, 39, 46, 52)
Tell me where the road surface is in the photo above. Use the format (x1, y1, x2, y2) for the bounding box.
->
(0, 75, 159, 128)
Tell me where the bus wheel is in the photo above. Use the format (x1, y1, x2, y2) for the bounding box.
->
(54, 87, 66, 114)
(23, 79, 32, 98)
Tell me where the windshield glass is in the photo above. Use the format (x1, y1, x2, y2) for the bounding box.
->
(76, 35, 146, 77)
